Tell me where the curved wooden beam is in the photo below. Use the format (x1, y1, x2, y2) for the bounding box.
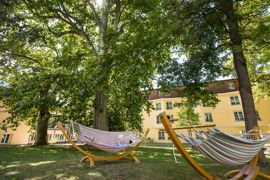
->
(58, 122, 149, 167)
(159, 112, 219, 180)
(159, 112, 269, 180)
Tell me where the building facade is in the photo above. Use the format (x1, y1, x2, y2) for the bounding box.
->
(141, 79, 270, 143)
(1, 79, 270, 145)
(0, 102, 72, 145)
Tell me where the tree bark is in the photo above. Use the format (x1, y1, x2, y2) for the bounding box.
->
(94, 89, 109, 131)
(221, 0, 269, 166)
(34, 90, 50, 146)
(92, 1, 115, 131)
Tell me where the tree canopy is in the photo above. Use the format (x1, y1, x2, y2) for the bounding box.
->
(0, 0, 174, 145)
(157, 0, 270, 166)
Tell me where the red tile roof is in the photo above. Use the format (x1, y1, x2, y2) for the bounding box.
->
(147, 79, 239, 100)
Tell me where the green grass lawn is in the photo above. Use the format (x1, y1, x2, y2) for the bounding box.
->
(0, 145, 269, 180)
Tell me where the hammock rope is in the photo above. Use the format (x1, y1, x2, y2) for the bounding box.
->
(174, 127, 270, 166)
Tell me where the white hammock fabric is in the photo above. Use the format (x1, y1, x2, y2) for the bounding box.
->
(74, 122, 142, 153)
(176, 128, 270, 166)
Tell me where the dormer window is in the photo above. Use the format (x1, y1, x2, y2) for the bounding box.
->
(165, 92, 170, 96)
(157, 91, 162, 97)
(228, 82, 235, 90)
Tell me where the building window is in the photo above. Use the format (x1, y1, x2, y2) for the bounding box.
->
(1, 134, 10, 144)
(167, 114, 174, 123)
(240, 129, 264, 139)
(158, 131, 165, 140)
(239, 130, 247, 138)
(47, 134, 52, 140)
(230, 96, 240, 105)
(157, 91, 162, 97)
(165, 92, 170, 96)
(166, 102, 173, 110)
(68, 134, 73, 139)
(205, 113, 213, 122)
(256, 111, 261, 121)
(195, 130, 203, 139)
(55, 134, 64, 140)
(156, 116, 161, 124)
(234, 111, 244, 121)
(28, 134, 36, 141)
(203, 103, 209, 107)
(228, 82, 235, 90)
(259, 129, 265, 138)
(156, 103, 161, 110)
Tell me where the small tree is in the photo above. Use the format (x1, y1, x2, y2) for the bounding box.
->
(176, 102, 201, 138)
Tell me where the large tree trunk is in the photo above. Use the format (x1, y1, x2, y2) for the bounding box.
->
(34, 90, 50, 146)
(93, 17, 109, 130)
(94, 89, 109, 130)
(90, 1, 121, 131)
(221, 0, 269, 166)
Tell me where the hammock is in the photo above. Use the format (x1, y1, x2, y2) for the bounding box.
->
(176, 128, 270, 166)
(58, 122, 149, 167)
(74, 122, 142, 153)
(159, 112, 270, 180)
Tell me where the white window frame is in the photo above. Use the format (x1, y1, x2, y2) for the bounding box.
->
(167, 114, 174, 123)
(166, 102, 173, 110)
(230, 96, 240, 105)
(228, 82, 235, 90)
(203, 103, 209, 107)
(239, 129, 247, 138)
(259, 129, 265, 138)
(47, 134, 52, 140)
(256, 111, 261, 121)
(156, 116, 161, 124)
(157, 91, 162, 97)
(1, 134, 10, 144)
(55, 134, 64, 140)
(234, 111, 244, 121)
(156, 103, 162, 110)
(195, 130, 203, 139)
(205, 113, 213, 122)
(165, 92, 170, 96)
(158, 131, 165, 140)
(28, 134, 36, 141)
(68, 134, 73, 139)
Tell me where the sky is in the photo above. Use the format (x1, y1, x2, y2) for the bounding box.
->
(95, 0, 103, 7)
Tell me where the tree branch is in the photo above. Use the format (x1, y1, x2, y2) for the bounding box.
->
(23, 0, 41, 8)
(89, 3, 102, 28)
(46, 27, 97, 51)
(116, 22, 130, 37)
(47, 28, 80, 37)
(38, 15, 74, 26)
(101, 2, 112, 32)
(13, 54, 41, 64)
(78, 31, 97, 51)
(113, 0, 121, 31)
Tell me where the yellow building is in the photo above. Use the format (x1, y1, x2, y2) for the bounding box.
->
(1, 79, 270, 145)
(141, 79, 270, 143)
(0, 102, 72, 145)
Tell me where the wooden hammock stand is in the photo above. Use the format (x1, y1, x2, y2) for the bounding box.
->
(159, 112, 270, 180)
(58, 122, 149, 167)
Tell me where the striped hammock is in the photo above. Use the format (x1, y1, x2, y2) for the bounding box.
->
(176, 128, 270, 166)
(74, 122, 142, 153)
